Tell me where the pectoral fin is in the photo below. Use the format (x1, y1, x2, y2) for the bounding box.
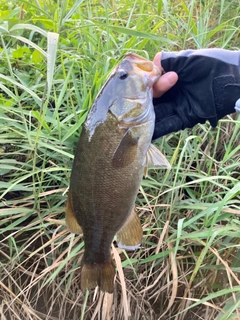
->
(144, 144, 171, 176)
(117, 209, 143, 251)
(112, 129, 139, 168)
(66, 189, 83, 234)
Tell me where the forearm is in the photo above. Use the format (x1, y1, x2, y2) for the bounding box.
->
(161, 49, 240, 124)
(153, 49, 240, 139)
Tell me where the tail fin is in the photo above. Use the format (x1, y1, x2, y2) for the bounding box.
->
(81, 260, 115, 293)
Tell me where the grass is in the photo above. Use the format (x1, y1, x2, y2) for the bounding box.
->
(0, 0, 240, 319)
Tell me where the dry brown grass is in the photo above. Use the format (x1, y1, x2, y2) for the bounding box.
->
(1, 189, 240, 319)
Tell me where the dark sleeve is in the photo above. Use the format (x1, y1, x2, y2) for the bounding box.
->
(153, 49, 240, 139)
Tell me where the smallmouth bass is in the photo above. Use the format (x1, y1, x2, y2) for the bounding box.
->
(66, 53, 171, 293)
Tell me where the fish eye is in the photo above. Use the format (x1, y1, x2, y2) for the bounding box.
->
(118, 70, 128, 80)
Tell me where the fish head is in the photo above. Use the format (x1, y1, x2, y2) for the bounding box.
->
(109, 53, 161, 124)
(117, 52, 161, 97)
(85, 53, 161, 139)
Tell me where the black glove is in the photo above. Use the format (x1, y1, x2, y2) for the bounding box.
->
(153, 49, 240, 139)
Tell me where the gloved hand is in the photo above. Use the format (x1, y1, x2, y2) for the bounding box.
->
(152, 49, 240, 139)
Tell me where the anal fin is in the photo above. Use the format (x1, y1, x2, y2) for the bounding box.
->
(117, 209, 143, 251)
(66, 189, 83, 234)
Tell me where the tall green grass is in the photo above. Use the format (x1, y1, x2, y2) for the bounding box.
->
(0, 0, 239, 319)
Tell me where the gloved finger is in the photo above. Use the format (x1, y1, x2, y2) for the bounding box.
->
(152, 115, 184, 139)
(154, 101, 175, 122)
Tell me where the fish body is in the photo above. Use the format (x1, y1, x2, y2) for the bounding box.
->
(66, 53, 171, 293)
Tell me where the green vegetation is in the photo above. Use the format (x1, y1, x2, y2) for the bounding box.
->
(0, 0, 239, 319)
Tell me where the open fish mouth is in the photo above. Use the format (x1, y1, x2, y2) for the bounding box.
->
(124, 52, 161, 84)
(125, 53, 155, 71)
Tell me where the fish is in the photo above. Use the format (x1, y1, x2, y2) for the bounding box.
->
(66, 53, 171, 293)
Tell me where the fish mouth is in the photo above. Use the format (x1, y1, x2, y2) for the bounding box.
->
(124, 52, 161, 84)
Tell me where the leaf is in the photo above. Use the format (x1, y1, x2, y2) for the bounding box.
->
(0, 74, 41, 104)
(10, 35, 47, 57)
(12, 46, 31, 59)
(105, 25, 176, 45)
(62, 0, 85, 24)
(0, 8, 20, 20)
(31, 49, 44, 64)
(47, 32, 59, 96)
(0, 83, 17, 101)
(10, 23, 48, 37)
(0, 21, 9, 34)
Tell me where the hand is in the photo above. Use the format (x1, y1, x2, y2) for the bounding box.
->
(152, 49, 240, 139)
(153, 52, 178, 98)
